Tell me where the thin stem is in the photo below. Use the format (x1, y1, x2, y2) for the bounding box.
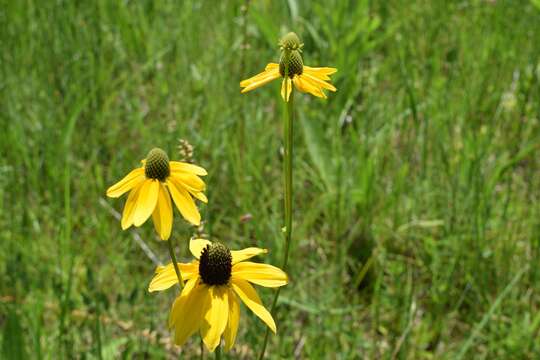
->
(215, 342, 221, 360)
(258, 56, 294, 360)
(167, 239, 184, 289)
(200, 336, 204, 360)
(282, 89, 294, 271)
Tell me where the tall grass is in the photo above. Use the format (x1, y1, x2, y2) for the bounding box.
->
(1, 0, 539, 358)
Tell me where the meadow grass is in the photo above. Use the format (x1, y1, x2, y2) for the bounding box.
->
(1, 0, 540, 358)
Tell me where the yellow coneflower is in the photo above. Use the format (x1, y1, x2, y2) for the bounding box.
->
(106, 148, 207, 240)
(240, 32, 337, 102)
(149, 238, 288, 352)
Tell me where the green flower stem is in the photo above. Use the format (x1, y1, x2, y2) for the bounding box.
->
(215, 342, 221, 360)
(167, 239, 184, 289)
(200, 336, 204, 359)
(282, 88, 294, 271)
(258, 52, 294, 360)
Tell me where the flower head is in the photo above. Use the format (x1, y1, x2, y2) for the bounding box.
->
(106, 148, 207, 239)
(240, 32, 337, 102)
(149, 239, 288, 352)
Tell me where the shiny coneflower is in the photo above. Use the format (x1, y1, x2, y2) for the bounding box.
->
(240, 32, 337, 101)
(106, 148, 207, 240)
(149, 238, 288, 352)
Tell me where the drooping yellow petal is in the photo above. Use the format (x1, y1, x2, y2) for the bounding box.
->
(148, 262, 199, 292)
(201, 286, 229, 352)
(265, 63, 279, 70)
(152, 184, 173, 240)
(302, 72, 337, 92)
(169, 276, 197, 327)
(166, 179, 201, 225)
(132, 179, 159, 227)
(223, 289, 240, 352)
(297, 75, 328, 99)
(106, 168, 145, 198)
(241, 69, 276, 85)
(190, 238, 212, 259)
(239, 70, 269, 87)
(121, 182, 143, 229)
(240, 65, 279, 87)
(171, 279, 210, 346)
(231, 247, 268, 265)
(170, 173, 207, 204)
(294, 76, 325, 98)
(170, 161, 208, 176)
(231, 278, 276, 333)
(170, 172, 206, 192)
(232, 262, 288, 288)
(191, 191, 208, 203)
(240, 68, 281, 93)
(280, 77, 293, 102)
(303, 66, 338, 80)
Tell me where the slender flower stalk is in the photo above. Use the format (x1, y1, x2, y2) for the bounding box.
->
(258, 53, 294, 359)
(240, 32, 337, 359)
(167, 239, 184, 289)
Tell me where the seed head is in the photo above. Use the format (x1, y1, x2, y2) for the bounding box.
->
(279, 50, 303, 78)
(199, 242, 232, 286)
(144, 148, 170, 181)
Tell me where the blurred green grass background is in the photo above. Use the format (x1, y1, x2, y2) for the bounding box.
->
(2, 0, 540, 358)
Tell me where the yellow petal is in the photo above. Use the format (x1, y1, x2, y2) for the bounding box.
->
(148, 262, 199, 292)
(232, 262, 288, 288)
(170, 172, 206, 192)
(293, 76, 325, 98)
(170, 161, 207, 176)
(169, 277, 197, 327)
(231, 278, 276, 333)
(121, 182, 143, 229)
(201, 286, 229, 352)
(106, 168, 145, 198)
(152, 184, 173, 240)
(280, 78, 292, 102)
(240, 65, 278, 86)
(167, 179, 201, 225)
(240, 68, 280, 93)
(169, 173, 207, 204)
(132, 179, 159, 227)
(190, 238, 212, 259)
(231, 247, 268, 265)
(171, 279, 210, 346)
(303, 66, 338, 80)
(265, 63, 279, 70)
(223, 289, 240, 352)
(293, 76, 308, 93)
(191, 191, 208, 203)
(297, 75, 327, 98)
(302, 72, 337, 92)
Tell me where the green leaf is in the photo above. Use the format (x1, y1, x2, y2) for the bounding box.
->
(2, 309, 27, 360)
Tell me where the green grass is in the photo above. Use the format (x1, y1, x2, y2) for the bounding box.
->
(2, 0, 540, 358)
